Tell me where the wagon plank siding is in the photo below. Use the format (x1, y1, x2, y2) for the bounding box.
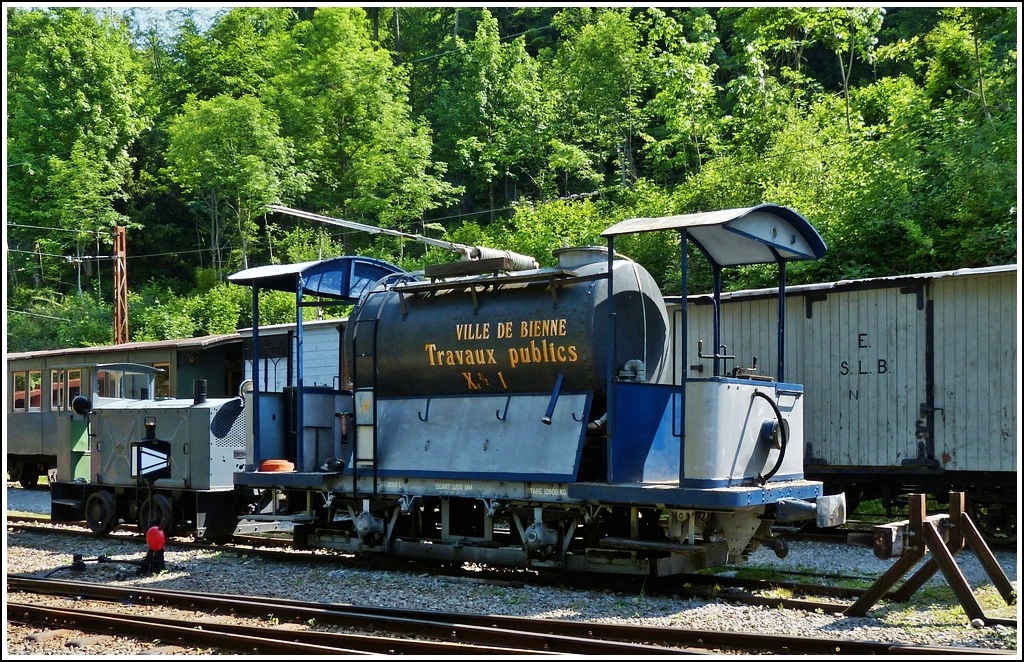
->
(932, 270, 1017, 474)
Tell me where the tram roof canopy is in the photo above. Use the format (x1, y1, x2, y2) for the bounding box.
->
(227, 255, 404, 300)
(601, 204, 827, 267)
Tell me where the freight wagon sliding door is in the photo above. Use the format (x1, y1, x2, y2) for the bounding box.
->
(797, 283, 930, 473)
(930, 270, 1016, 477)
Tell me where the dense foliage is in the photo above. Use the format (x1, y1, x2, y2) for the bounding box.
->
(5, 6, 1018, 351)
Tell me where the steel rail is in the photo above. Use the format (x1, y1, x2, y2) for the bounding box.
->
(7, 521, 1017, 629)
(7, 576, 690, 655)
(7, 602, 559, 656)
(8, 574, 1011, 656)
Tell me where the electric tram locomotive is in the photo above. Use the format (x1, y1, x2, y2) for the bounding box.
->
(226, 204, 846, 576)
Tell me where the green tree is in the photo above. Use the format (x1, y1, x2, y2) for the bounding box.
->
(6, 7, 151, 295)
(185, 283, 246, 335)
(426, 8, 546, 218)
(7, 291, 115, 351)
(476, 198, 610, 268)
(544, 8, 653, 190)
(160, 6, 295, 103)
(716, 6, 823, 151)
(47, 138, 136, 294)
(641, 8, 722, 182)
(372, 6, 453, 115)
(129, 284, 197, 341)
(813, 6, 885, 131)
(162, 93, 306, 279)
(916, 8, 1017, 268)
(275, 225, 347, 264)
(266, 7, 458, 233)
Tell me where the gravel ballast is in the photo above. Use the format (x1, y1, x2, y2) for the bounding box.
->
(5, 483, 1020, 656)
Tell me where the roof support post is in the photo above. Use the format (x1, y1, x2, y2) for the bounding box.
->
(678, 230, 688, 483)
(295, 284, 305, 471)
(251, 285, 261, 463)
(604, 237, 616, 483)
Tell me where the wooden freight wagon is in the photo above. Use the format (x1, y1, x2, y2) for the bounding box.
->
(669, 265, 1017, 545)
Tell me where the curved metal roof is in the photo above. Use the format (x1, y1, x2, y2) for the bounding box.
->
(601, 204, 827, 267)
(227, 255, 405, 300)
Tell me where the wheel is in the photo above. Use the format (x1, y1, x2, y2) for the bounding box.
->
(138, 494, 174, 533)
(966, 494, 1017, 547)
(18, 464, 40, 489)
(18, 471, 39, 491)
(85, 491, 118, 535)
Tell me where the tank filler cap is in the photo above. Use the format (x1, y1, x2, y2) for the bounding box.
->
(553, 245, 608, 269)
(617, 360, 646, 382)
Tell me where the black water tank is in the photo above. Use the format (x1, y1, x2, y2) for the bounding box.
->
(344, 247, 671, 397)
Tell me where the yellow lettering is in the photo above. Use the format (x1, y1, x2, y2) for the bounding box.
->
(426, 345, 499, 367)
(518, 318, 568, 338)
(456, 323, 491, 341)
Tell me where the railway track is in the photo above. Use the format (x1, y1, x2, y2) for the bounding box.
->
(5, 515, 1017, 625)
(0, 517, 910, 608)
(9, 575, 1012, 656)
(13, 511, 1015, 551)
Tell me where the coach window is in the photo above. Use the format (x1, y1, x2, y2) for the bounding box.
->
(98, 367, 132, 398)
(154, 362, 171, 397)
(28, 370, 42, 411)
(12, 371, 27, 411)
(51, 369, 65, 410)
(97, 368, 116, 397)
(67, 369, 82, 403)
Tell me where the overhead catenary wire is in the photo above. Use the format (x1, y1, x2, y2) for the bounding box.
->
(267, 204, 540, 270)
